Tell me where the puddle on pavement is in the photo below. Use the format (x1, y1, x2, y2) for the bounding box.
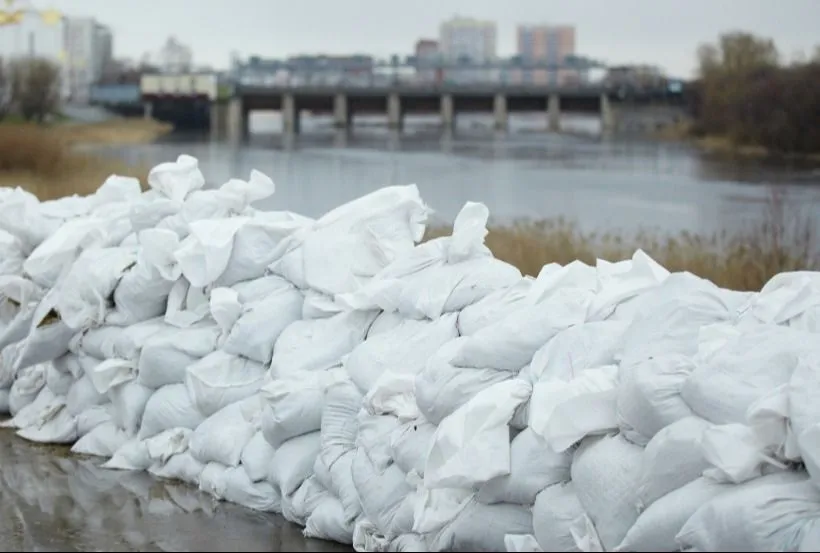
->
(0, 430, 351, 552)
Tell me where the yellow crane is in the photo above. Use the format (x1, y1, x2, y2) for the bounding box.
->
(0, 0, 61, 26)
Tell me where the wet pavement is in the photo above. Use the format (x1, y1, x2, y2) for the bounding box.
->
(0, 430, 351, 552)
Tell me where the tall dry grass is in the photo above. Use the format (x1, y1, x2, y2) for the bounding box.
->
(0, 122, 162, 200)
(427, 187, 818, 292)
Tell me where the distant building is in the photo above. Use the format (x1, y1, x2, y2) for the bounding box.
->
(158, 36, 193, 74)
(93, 23, 113, 82)
(515, 24, 576, 85)
(439, 16, 497, 83)
(414, 39, 439, 82)
(63, 16, 114, 102)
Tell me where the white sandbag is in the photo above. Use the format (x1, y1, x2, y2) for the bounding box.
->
(189, 401, 257, 467)
(240, 431, 276, 482)
(532, 482, 585, 553)
(103, 437, 151, 471)
(164, 278, 210, 327)
(0, 387, 9, 414)
(304, 493, 355, 545)
(367, 310, 405, 337)
(13, 292, 75, 370)
(415, 338, 513, 425)
(586, 250, 670, 321)
(388, 534, 429, 552)
(478, 428, 572, 505)
(352, 445, 415, 537)
(138, 383, 205, 440)
(541, 388, 620, 452)
(281, 475, 326, 526)
(676, 471, 818, 552)
(54, 246, 138, 330)
(616, 477, 731, 552)
(0, 228, 25, 276)
(145, 154, 206, 203)
(571, 434, 645, 551)
(429, 499, 534, 553)
(737, 271, 820, 328)
(222, 465, 281, 512)
(346, 314, 458, 394)
(16, 403, 77, 444)
(505, 534, 543, 553)
(86, 357, 137, 395)
(231, 274, 296, 304)
(75, 404, 113, 437)
(219, 284, 304, 364)
(617, 354, 696, 446)
(260, 368, 347, 448)
(8, 363, 46, 415)
(45, 360, 75, 395)
(802, 425, 820, 490)
(71, 421, 129, 457)
(790, 353, 820, 441)
(424, 379, 532, 490)
(320, 379, 364, 468)
(353, 519, 391, 552)
(457, 277, 535, 336)
(149, 451, 205, 485)
(71, 325, 122, 358)
(65, 374, 107, 416)
(53, 352, 95, 380)
(636, 416, 712, 509)
(528, 363, 619, 443)
(137, 321, 221, 389)
(301, 289, 345, 319)
(269, 184, 428, 297)
(618, 272, 756, 368)
(185, 351, 267, 417)
(365, 371, 421, 421)
(325, 449, 363, 522)
(529, 321, 629, 382)
(107, 246, 177, 326)
(269, 431, 322, 497)
(2, 386, 58, 429)
(450, 287, 592, 372)
(108, 380, 153, 436)
(390, 417, 437, 476)
(681, 325, 816, 425)
(699, 423, 788, 484)
(357, 414, 402, 472)
(270, 310, 379, 377)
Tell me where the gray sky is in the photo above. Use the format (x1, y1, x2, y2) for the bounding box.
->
(42, 0, 820, 78)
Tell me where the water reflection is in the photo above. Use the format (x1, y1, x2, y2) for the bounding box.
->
(92, 116, 820, 237)
(0, 431, 349, 552)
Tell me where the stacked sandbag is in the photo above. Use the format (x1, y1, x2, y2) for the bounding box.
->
(4, 155, 820, 553)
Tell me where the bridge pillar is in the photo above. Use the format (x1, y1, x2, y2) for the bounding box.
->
(143, 101, 153, 121)
(210, 101, 227, 137)
(387, 93, 402, 130)
(440, 94, 455, 130)
(227, 97, 247, 142)
(333, 93, 350, 129)
(600, 93, 616, 133)
(548, 94, 561, 132)
(493, 94, 508, 131)
(283, 94, 300, 134)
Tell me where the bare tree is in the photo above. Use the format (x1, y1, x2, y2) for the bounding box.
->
(9, 57, 61, 123)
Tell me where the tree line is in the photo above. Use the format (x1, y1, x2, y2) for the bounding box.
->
(0, 57, 61, 123)
(690, 32, 820, 156)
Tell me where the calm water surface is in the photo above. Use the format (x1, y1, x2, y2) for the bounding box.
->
(96, 113, 820, 236)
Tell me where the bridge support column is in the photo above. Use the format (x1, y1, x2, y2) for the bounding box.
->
(283, 94, 300, 134)
(387, 93, 402, 130)
(210, 101, 227, 137)
(227, 97, 247, 142)
(548, 94, 561, 132)
(493, 94, 508, 130)
(600, 93, 616, 133)
(143, 101, 153, 121)
(440, 94, 455, 130)
(333, 93, 350, 129)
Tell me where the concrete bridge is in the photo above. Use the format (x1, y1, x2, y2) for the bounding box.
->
(90, 75, 688, 136)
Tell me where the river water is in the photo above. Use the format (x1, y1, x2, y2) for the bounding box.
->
(97, 113, 820, 236)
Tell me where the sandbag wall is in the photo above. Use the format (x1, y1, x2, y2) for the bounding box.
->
(1, 154, 819, 553)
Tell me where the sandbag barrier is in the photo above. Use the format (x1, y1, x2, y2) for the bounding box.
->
(0, 154, 819, 552)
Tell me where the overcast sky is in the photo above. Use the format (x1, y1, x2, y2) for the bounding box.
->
(40, 0, 820, 78)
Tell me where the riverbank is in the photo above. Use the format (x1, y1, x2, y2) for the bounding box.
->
(655, 121, 820, 162)
(0, 118, 170, 199)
